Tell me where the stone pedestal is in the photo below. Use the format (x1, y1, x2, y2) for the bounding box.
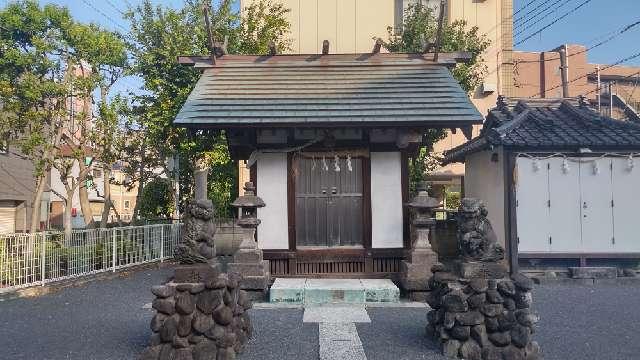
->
(227, 234, 270, 301)
(425, 265, 542, 360)
(401, 183, 441, 301)
(139, 266, 253, 360)
(400, 247, 438, 301)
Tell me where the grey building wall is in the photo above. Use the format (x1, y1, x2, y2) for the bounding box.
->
(0, 146, 35, 232)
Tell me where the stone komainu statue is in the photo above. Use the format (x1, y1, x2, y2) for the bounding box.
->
(175, 199, 217, 264)
(457, 198, 505, 262)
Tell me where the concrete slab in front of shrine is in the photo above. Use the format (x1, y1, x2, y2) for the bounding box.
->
(269, 278, 399, 305)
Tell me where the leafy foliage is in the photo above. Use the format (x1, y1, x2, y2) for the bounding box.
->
(0, 1, 128, 232)
(138, 178, 174, 219)
(125, 0, 290, 216)
(383, 3, 490, 190)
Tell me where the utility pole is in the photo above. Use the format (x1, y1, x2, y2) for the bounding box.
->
(596, 65, 601, 113)
(559, 45, 570, 98)
(609, 81, 614, 118)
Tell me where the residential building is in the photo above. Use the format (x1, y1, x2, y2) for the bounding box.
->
(238, 0, 516, 197)
(109, 164, 139, 223)
(0, 144, 36, 233)
(512, 44, 640, 121)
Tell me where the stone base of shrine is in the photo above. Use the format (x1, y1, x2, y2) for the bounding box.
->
(425, 263, 542, 360)
(139, 265, 253, 360)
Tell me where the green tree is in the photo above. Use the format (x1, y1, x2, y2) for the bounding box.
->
(381, 3, 490, 191)
(125, 0, 290, 217)
(0, 1, 79, 234)
(0, 1, 128, 234)
(138, 178, 174, 220)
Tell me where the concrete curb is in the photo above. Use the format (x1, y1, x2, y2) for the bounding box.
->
(532, 276, 640, 286)
(0, 261, 176, 302)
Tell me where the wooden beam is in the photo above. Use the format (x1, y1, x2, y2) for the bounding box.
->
(505, 151, 518, 274)
(322, 40, 329, 55)
(362, 156, 372, 250)
(433, 0, 446, 62)
(287, 153, 296, 251)
(401, 151, 410, 249)
(461, 125, 473, 140)
(372, 38, 382, 54)
(202, 2, 216, 65)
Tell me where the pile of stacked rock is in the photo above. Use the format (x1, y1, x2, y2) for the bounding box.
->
(140, 195, 256, 360)
(140, 271, 253, 360)
(426, 267, 541, 360)
(425, 198, 542, 360)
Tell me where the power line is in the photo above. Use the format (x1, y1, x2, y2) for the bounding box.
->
(477, 0, 584, 69)
(514, 0, 574, 36)
(515, 19, 640, 64)
(514, 0, 543, 17)
(533, 50, 640, 98)
(580, 70, 640, 97)
(79, 0, 128, 32)
(104, 0, 126, 16)
(513, 0, 556, 25)
(515, 0, 594, 46)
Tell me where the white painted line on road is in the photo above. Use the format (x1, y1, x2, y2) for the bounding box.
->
(303, 306, 371, 323)
(319, 322, 367, 360)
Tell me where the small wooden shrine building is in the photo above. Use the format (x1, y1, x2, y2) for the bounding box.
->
(174, 51, 482, 277)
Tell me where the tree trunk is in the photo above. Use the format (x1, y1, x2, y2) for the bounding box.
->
(63, 188, 74, 237)
(100, 166, 112, 227)
(29, 175, 47, 233)
(78, 161, 94, 228)
(109, 200, 123, 227)
(132, 177, 145, 223)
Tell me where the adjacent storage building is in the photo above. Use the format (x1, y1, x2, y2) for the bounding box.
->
(444, 98, 640, 269)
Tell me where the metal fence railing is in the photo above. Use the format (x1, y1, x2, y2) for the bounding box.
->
(0, 223, 181, 292)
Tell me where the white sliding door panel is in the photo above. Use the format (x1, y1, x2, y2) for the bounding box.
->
(579, 158, 614, 253)
(547, 158, 582, 252)
(515, 157, 550, 252)
(612, 158, 640, 252)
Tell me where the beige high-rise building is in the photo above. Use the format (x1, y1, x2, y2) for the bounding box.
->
(238, 0, 514, 196)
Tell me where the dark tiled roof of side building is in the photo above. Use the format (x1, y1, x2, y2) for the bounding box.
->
(444, 97, 640, 164)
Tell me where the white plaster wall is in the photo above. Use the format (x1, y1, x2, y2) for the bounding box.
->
(256, 153, 289, 249)
(370, 152, 403, 248)
(463, 148, 506, 248)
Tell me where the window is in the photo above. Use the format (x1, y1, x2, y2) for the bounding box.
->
(124, 200, 130, 210)
(93, 169, 102, 178)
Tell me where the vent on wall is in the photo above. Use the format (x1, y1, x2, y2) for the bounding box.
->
(268, 258, 402, 275)
(297, 261, 365, 275)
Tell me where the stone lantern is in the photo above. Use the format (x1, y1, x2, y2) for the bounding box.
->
(405, 181, 441, 249)
(228, 182, 270, 300)
(232, 182, 265, 229)
(400, 181, 442, 301)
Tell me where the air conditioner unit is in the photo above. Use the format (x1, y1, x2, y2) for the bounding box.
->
(481, 83, 497, 94)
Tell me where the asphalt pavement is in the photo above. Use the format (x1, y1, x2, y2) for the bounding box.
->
(1, 266, 639, 360)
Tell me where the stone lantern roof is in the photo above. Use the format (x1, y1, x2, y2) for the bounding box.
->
(231, 182, 265, 209)
(404, 182, 441, 210)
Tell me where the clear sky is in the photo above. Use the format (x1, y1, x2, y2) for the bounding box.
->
(5, 0, 638, 94)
